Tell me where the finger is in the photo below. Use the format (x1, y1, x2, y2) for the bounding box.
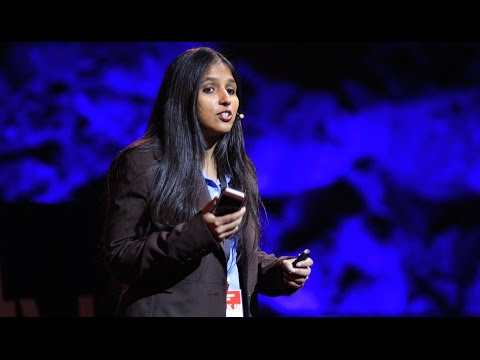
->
(284, 274, 308, 286)
(290, 267, 311, 277)
(295, 258, 314, 268)
(284, 265, 311, 280)
(284, 273, 307, 284)
(217, 226, 239, 240)
(216, 211, 244, 231)
(202, 197, 218, 214)
(282, 259, 297, 273)
(283, 275, 303, 289)
(216, 206, 246, 222)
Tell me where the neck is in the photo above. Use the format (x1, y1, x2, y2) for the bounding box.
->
(203, 145, 217, 181)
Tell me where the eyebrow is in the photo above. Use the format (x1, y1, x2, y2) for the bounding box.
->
(202, 76, 236, 85)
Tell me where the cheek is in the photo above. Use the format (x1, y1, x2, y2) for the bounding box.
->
(197, 102, 211, 120)
(198, 99, 213, 115)
(198, 106, 209, 121)
(233, 98, 240, 109)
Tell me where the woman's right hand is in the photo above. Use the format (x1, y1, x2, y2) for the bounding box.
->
(201, 197, 246, 241)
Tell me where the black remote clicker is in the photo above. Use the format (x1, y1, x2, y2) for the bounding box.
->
(292, 249, 310, 268)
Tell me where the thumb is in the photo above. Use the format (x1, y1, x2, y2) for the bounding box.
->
(202, 197, 218, 214)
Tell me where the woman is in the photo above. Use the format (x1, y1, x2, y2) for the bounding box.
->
(102, 46, 313, 317)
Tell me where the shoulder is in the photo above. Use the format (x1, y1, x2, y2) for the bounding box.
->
(110, 140, 160, 175)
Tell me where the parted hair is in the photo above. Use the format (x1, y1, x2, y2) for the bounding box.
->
(109, 46, 264, 260)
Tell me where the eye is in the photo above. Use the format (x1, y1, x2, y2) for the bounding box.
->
(202, 86, 214, 93)
(227, 88, 236, 95)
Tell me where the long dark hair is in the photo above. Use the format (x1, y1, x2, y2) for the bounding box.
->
(117, 46, 263, 259)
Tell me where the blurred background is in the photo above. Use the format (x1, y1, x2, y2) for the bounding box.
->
(1, 41, 479, 317)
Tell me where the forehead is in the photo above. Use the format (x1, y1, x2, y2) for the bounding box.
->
(202, 61, 234, 80)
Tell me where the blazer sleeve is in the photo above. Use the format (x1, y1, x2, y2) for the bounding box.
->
(255, 251, 298, 296)
(103, 149, 219, 283)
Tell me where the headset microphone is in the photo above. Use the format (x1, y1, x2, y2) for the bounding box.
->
(237, 113, 244, 119)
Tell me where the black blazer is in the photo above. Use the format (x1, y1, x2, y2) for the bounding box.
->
(104, 146, 294, 317)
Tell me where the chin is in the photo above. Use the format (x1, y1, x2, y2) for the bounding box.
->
(204, 127, 232, 141)
(215, 123, 234, 134)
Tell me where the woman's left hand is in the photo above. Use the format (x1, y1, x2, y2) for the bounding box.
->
(281, 256, 313, 289)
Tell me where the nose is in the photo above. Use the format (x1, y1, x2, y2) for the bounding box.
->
(219, 89, 231, 105)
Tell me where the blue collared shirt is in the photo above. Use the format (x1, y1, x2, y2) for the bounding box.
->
(203, 173, 240, 290)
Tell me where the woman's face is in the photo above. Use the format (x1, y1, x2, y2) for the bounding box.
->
(197, 61, 240, 143)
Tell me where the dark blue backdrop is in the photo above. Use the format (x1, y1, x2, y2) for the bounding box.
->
(1, 42, 479, 316)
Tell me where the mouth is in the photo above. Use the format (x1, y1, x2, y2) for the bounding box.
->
(217, 111, 233, 122)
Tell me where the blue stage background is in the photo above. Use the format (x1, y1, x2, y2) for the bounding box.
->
(1, 42, 479, 316)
